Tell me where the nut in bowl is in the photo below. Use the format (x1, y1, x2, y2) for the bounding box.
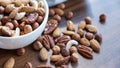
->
(0, 0, 49, 49)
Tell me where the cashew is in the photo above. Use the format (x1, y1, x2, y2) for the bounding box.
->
(0, 14, 3, 20)
(12, 27, 20, 37)
(15, 12, 26, 20)
(66, 40, 78, 51)
(30, 0, 38, 9)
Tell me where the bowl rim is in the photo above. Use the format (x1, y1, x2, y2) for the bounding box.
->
(0, 0, 49, 39)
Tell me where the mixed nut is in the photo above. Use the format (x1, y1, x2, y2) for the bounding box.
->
(0, 0, 45, 37)
(2, 1, 106, 68)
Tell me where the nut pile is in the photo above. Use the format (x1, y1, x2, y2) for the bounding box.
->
(0, 0, 45, 37)
(3, 2, 105, 68)
(32, 3, 103, 68)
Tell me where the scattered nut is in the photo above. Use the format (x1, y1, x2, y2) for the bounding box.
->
(54, 8, 64, 16)
(49, 9, 55, 16)
(90, 39, 100, 52)
(52, 27, 61, 38)
(77, 29, 85, 37)
(61, 48, 70, 57)
(69, 46, 77, 54)
(39, 47, 48, 61)
(24, 62, 32, 68)
(52, 45, 60, 55)
(78, 21, 86, 29)
(17, 48, 26, 56)
(70, 53, 78, 63)
(99, 13, 106, 23)
(33, 40, 43, 51)
(95, 33, 102, 44)
(80, 38, 90, 46)
(62, 30, 75, 36)
(84, 16, 92, 24)
(4, 57, 15, 68)
(85, 32, 94, 40)
(65, 11, 73, 20)
(72, 33, 81, 41)
(86, 25, 97, 33)
(67, 20, 75, 31)
(53, 14, 61, 22)
(57, 3, 65, 9)
(50, 55, 64, 62)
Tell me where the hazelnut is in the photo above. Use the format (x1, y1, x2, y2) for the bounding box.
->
(70, 53, 78, 63)
(49, 9, 55, 16)
(99, 13, 106, 23)
(85, 32, 94, 40)
(24, 25, 33, 34)
(65, 11, 73, 20)
(0, 6, 5, 14)
(32, 22, 39, 30)
(37, 16, 43, 24)
(52, 45, 60, 55)
(84, 16, 92, 24)
(57, 3, 65, 9)
(33, 40, 43, 51)
(53, 14, 61, 22)
(5, 22, 14, 30)
(61, 48, 70, 57)
(17, 48, 26, 56)
(95, 33, 102, 44)
(69, 46, 77, 54)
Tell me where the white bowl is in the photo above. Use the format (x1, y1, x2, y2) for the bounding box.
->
(0, 0, 49, 49)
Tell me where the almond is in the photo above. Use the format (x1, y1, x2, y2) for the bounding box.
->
(39, 47, 48, 61)
(80, 38, 90, 46)
(86, 25, 97, 33)
(52, 28, 61, 38)
(50, 55, 64, 62)
(4, 57, 15, 68)
(67, 20, 75, 31)
(90, 39, 100, 52)
(54, 8, 64, 16)
(78, 21, 86, 29)
(62, 30, 75, 36)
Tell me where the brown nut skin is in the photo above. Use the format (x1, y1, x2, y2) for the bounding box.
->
(13, 20, 19, 28)
(84, 16, 92, 24)
(36, 8, 45, 16)
(65, 11, 73, 20)
(17, 48, 26, 56)
(24, 25, 33, 34)
(1, 16, 11, 25)
(61, 48, 70, 57)
(57, 3, 65, 9)
(70, 53, 79, 63)
(25, 12, 39, 24)
(33, 40, 43, 51)
(95, 33, 102, 44)
(37, 16, 43, 24)
(85, 32, 94, 40)
(1, 26, 12, 36)
(49, 9, 55, 16)
(72, 33, 81, 41)
(24, 62, 32, 68)
(53, 14, 61, 22)
(69, 46, 77, 54)
(5, 4, 15, 13)
(99, 13, 106, 23)
(78, 45, 93, 59)
(32, 22, 39, 30)
(52, 45, 60, 55)
(0, 6, 5, 14)
(54, 8, 64, 16)
(5, 22, 14, 30)
(77, 29, 85, 37)
(80, 38, 90, 46)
